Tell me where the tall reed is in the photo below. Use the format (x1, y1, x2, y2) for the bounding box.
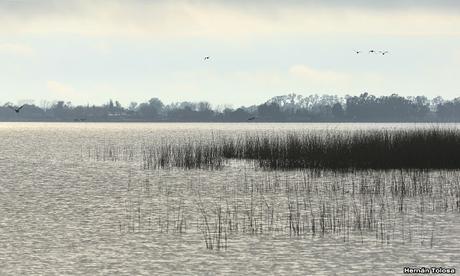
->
(118, 169, 459, 250)
(89, 128, 460, 170)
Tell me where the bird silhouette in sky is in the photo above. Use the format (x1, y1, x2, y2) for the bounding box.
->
(354, 50, 361, 54)
(379, 50, 389, 55)
(8, 105, 25, 113)
(369, 49, 376, 54)
(204, 56, 210, 61)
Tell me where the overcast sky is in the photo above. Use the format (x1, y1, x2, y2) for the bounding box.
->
(1, 0, 460, 107)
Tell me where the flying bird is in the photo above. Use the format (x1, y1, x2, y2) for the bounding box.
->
(354, 50, 361, 54)
(8, 105, 25, 113)
(247, 116, 256, 121)
(204, 56, 210, 61)
(379, 51, 389, 55)
(369, 50, 376, 54)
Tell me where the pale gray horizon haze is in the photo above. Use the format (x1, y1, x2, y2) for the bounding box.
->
(1, 0, 460, 107)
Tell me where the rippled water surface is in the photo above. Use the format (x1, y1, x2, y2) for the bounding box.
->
(0, 123, 459, 275)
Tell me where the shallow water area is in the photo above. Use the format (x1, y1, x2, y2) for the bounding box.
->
(0, 123, 459, 275)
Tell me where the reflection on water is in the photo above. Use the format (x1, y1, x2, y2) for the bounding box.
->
(0, 123, 459, 275)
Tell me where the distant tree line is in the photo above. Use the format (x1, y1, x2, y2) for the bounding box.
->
(1, 93, 460, 122)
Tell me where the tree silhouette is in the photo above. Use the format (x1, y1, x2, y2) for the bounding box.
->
(0, 93, 457, 122)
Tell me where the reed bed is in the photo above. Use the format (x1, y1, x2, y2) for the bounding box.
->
(118, 169, 460, 250)
(88, 128, 460, 170)
(141, 142, 225, 170)
(221, 128, 460, 170)
(87, 141, 225, 170)
(87, 128, 460, 249)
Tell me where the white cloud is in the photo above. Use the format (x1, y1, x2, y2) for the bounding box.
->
(0, 43, 35, 56)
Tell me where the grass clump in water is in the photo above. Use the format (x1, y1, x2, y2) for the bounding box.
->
(220, 128, 460, 170)
(89, 128, 460, 170)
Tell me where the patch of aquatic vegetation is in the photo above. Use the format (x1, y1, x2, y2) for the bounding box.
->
(87, 128, 460, 170)
(118, 169, 459, 250)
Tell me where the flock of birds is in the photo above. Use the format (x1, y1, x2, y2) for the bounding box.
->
(354, 50, 389, 55)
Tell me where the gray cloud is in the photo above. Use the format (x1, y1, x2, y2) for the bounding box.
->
(2, 0, 460, 12)
(194, 0, 460, 11)
(1, 0, 459, 37)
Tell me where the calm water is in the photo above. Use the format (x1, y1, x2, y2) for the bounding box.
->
(0, 123, 459, 275)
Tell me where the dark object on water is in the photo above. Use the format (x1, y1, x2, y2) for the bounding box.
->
(8, 105, 25, 113)
(247, 117, 256, 121)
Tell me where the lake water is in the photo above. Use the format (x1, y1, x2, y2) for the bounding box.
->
(0, 123, 459, 275)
